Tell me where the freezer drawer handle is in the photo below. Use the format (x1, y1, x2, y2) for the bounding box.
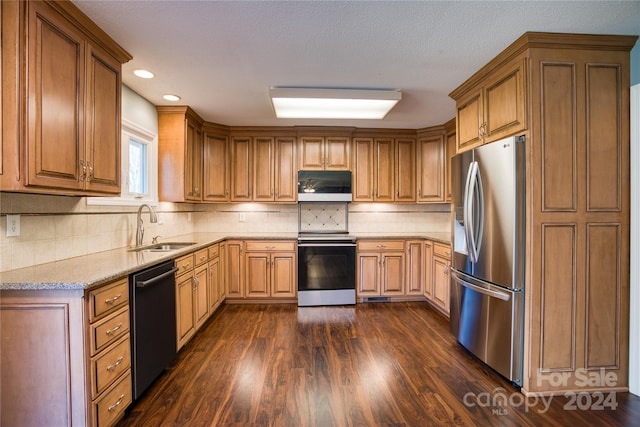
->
(452, 272, 511, 301)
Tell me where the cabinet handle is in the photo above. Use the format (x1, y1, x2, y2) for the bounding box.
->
(108, 394, 125, 412)
(87, 161, 94, 182)
(478, 122, 487, 138)
(182, 263, 190, 269)
(200, 255, 206, 262)
(105, 323, 123, 336)
(104, 294, 122, 305)
(106, 356, 124, 372)
(80, 160, 87, 181)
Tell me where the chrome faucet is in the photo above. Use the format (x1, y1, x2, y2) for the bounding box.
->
(136, 204, 158, 247)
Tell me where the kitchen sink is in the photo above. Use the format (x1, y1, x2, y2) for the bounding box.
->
(129, 242, 197, 252)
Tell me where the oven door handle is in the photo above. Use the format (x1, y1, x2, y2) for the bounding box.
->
(298, 242, 356, 247)
(136, 267, 179, 288)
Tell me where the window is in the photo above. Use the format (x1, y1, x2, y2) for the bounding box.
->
(87, 119, 158, 206)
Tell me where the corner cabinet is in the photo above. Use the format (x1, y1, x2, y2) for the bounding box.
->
(450, 32, 637, 395)
(1, 0, 131, 195)
(158, 106, 205, 202)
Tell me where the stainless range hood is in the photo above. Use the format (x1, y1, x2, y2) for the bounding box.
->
(297, 170, 352, 202)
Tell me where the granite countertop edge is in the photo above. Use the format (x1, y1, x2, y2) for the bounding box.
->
(1, 231, 450, 291)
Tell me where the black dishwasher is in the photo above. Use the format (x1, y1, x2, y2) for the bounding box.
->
(129, 260, 178, 400)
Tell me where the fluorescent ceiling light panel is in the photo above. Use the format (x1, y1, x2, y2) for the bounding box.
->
(270, 88, 401, 119)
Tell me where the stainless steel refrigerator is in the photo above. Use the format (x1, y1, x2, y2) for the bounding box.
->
(449, 135, 525, 386)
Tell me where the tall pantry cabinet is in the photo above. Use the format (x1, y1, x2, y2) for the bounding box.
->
(450, 32, 637, 395)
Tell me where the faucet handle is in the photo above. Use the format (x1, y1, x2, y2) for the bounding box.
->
(152, 235, 161, 244)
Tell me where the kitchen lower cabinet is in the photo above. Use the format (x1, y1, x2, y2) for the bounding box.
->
(208, 243, 223, 313)
(224, 240, 245, 298)
(405, 240, 426, 296)
(431, 242, 451, 315)
(243, 241, 296, 300)
(357, 240, 405, 297)
(175, 249, 210, 350)
(1, 278, 133, 427)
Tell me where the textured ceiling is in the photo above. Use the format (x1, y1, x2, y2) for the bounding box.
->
(72, 1, 640, 129)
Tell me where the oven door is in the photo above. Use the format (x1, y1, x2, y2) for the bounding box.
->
(297, 242, 356, 306)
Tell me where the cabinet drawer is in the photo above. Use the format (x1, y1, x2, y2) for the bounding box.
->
(88, 278, 129, 322)
(90, 307, 129, 356)
(175, 253, 195, 276)
(245, 241, 295, 252)
(208, 243, 220, 259)
(433, 243, 451, 259)
(93, 371, 132, 427)
(91, 335, 131, 398)
(357, 240, 404, 251)
(194, 248, 209, 266)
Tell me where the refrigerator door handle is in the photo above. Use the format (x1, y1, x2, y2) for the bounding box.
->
(465, 161, 484, 263)
(452, 271, 511, 301)
(463, 162, 476, 262)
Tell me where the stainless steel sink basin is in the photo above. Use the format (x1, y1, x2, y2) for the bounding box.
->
(129, 242, 197, 252)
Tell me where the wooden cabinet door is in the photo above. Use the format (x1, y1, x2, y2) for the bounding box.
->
(357, 253, 380, 296)
(203, 133, 229, 202)
(194, 264, 209, 329)
(176, 274, 195, 349)
(417, 135, 445, 203)
(445, 130, 456, 202)
(374, 138, 394, 201)
(245, 252, 270, 298)
(225, 241, 244, 298)
(423, 241, 433, 299)
(395, 138, 416, 202)
(27, 1, 85, 191)
(381, 252, 405, 295)
(208, 256, 220, 312)
(230, 137, 252, 201)
(353, 138, 374, 201)
(432, 255, 450, 314)
(484, 59, 526, 142)
(184, 120, 202, 201)
(271, 253, 296, 298)
(85, 45, 121, 194)
(406, 241, 424, 295)
(274, 137, 297, 202)
(325, 137, 350, 170)
(299, 137, 324, 170)
(456, 89, 483, 153)
(253, 137, 274, 201)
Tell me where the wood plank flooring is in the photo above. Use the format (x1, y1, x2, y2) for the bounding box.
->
(117, 302, 640, 426)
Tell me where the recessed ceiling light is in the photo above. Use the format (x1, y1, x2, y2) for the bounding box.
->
(133, 69, 154, 79)
(269, 88, 402, 120)
(162, 94, 181, 102)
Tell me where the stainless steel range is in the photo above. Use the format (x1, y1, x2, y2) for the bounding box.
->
(297, 198, 356, 306)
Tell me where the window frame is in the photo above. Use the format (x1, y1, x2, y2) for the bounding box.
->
(87, 118, 158, 206)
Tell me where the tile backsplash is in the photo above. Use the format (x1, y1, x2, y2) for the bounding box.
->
(0, 192, 450, 272)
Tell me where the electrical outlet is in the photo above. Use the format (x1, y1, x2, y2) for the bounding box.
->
(6, 215, 20, 237)
(157, 213, 165, 224)
(239, 213, 246, 222)
(187, 213, 192, 222)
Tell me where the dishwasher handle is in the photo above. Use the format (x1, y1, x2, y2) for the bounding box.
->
(136, 267, 179, 288)
(451, 271, 511, 301)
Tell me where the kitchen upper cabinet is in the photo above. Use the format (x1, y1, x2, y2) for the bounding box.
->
(231, 134, 297, 202)
(416, 130, 445, 203)
(444, 119, 456, 202)
(452, 59, 526, 153)
(158, 106, 205, 202)
(2, 0, 130, 195)
(203, 129, 229, 202)
(357, 240, 405, 297)
(299, 135, 350, 170)
(355, 136, 415, 202)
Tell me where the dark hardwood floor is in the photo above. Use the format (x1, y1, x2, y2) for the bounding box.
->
(118, 302, 640, 426)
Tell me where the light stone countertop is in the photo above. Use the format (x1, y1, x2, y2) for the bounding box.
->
(0, 231, 450, 291)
